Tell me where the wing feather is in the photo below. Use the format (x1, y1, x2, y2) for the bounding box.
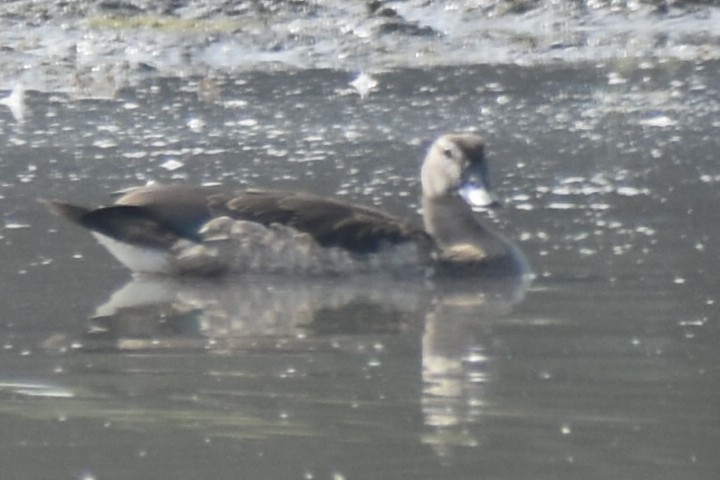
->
(219, 190, 430, 254)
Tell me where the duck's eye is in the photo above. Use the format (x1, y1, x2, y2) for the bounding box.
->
(442, 148, 453, 158)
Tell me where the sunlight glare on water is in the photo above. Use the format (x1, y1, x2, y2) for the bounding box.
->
(0, 3, 719, 477)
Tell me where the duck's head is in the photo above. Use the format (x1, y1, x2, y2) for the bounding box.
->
(421, 133, 499, 210)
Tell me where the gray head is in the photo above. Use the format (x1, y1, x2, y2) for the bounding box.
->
(420, 133, 498, 209)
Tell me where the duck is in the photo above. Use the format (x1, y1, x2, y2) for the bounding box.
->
(43, 133, 529, 277)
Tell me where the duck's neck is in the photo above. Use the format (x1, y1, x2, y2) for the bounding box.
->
(422, 194, 512, 261)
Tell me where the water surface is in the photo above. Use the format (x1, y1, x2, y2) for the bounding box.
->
(0, 59, 719, 479)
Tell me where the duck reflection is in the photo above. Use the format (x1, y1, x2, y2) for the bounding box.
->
(55, 271, 531, 456)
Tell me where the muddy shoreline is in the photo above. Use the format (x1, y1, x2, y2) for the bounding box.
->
(1, 0, 719, 93)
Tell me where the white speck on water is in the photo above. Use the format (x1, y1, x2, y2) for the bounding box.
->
(496, 94, 511, 105)
(238, 118, 258, 127)
(332, 472, 346, 480)
(350, 71, 378, 98)
(187, 117, 205, 132)
(673, 276, 686, 284)
(559, 176, 586, 185)
(548, 202, 577, 210)
(79, 473, 96, 480)
(267, 148, 288, 158)
(367, 357, 382, 368)
(699, 174, 720, 183)
(560, 423, 572, 435)
(4, 221, 30, 229)
(123, 102, 139, 110)
(160, 159, 184, 171)
(464, 350, 488, 363)
(519, 232, 533, 241)
(607, 72, 626, 85)
(631, 337, 641, 346)
(123, 151, 148, 159)
(0, 84, 25, 122)
(639, 115, 676, 127)
(92, 139, 118, 149)
(223, 99, 248, 108)
(616, 186, 647, 196)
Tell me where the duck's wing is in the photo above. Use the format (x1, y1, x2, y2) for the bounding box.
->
(43, 185, 226, 247)
(47, 185, 432, 255)
(114, 184, 228, 241)
(216, 190, 431, 254)
(42, 200, 186, 249)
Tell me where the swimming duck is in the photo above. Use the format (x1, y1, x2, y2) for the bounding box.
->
(44, 133, 529, 276)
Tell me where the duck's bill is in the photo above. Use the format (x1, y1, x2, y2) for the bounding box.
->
(459, 183, 501, 210)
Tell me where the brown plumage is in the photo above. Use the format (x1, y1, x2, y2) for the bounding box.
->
(44, 133, 529, 276)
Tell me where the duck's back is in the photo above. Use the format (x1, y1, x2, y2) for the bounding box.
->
(101, 185, 434, 275)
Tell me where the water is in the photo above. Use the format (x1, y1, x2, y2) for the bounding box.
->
(1, 33, 719, 480)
